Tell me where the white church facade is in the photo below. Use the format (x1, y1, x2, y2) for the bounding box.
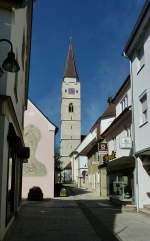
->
(60, 43, 81, 181)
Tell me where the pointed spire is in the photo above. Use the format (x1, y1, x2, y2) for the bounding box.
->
(64, 39, 79, 81)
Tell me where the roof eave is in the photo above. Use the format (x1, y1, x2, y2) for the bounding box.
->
(28, 99, 58, 131)
(123, 0, 150, 57)
(101, 106, 132, 138)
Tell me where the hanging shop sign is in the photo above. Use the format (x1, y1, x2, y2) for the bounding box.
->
(103, 151, 116, 163)
(98, 143, 108, 155)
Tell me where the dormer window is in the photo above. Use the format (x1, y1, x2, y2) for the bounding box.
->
(69, 103, 74, 112)
(120, 95, 128, 112)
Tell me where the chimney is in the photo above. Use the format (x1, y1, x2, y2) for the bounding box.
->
(107, 96, 113, 104)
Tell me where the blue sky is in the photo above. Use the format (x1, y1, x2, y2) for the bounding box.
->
(29, 0, 145, 144)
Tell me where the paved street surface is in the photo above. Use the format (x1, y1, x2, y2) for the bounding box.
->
(4, 187, 150, 241)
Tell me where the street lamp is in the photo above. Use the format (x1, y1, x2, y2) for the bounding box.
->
(0, 39, 20, 73)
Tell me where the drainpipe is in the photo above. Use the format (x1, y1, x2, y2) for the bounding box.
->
(129, 60, 139, 212)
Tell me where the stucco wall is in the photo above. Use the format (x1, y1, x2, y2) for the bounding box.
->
(131, 26, 150, 153)
(136, 157, 150, 207)
(0, 5, 30, 132)
(107, 122, 132, 158)
(22, 100, 55, 198)
(101, 117, 115, 133)
(0, 3, 32, 240)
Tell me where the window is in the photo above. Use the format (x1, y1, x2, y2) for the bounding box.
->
(120, 95, 128, 112)
(69, 103, 74, 112)
(14, 71, 18, 103)
(22, 31, 26, 71)
(140, 92, 148, 125)
(137, 45, 144, 72)
(65, 89, 67, 93)
(113, 137, 116, 151)
(6, 148, 15, 225)
(126, 128, 131, 137)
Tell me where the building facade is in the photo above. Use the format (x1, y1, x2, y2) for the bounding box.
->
(102, 76, 134, 204)
(22, 100, 58, 199)
(85, 101, 115, 196)
(124, 0, 150, 209)
(0, 1, 33, 240)
(72, 100, 115, 196)
(71, 131, 96, 186)
(60, 43, 81, 181)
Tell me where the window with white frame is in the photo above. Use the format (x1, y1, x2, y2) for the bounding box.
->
(139, 92, 148, 125)
(120, 95, 128, 112)
(126, 127, 131, 137)
(137, 45, 144, 72)
(113, 137, 116, 152)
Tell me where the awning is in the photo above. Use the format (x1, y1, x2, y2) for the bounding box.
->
(136, 148, 150, 157)
(107, 156, 135, 172)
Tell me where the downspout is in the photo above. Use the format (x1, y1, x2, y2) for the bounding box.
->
(129, 60, 139, 212)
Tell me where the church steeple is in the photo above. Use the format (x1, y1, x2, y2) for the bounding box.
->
(64, 41, 79, 81)
(61, 41, 81, 180)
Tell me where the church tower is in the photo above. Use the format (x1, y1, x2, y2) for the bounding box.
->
(60, 42, 81, 179)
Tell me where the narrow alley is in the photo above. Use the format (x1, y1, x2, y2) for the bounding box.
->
(4, 188, 150, 241)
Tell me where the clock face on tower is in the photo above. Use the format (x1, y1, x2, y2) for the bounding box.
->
(68, 88, 75, 94)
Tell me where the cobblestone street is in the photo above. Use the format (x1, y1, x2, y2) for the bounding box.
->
(4, 188, 150, 241)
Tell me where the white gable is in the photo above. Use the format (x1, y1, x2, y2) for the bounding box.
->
(26, 100, 56, 132)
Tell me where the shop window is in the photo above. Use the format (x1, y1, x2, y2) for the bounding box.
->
(110, 175, 131, 198)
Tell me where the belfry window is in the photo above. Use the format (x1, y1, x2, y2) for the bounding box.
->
(69, 103, 74, 113)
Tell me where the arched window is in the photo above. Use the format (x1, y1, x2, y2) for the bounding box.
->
(69, 103, 74, 113)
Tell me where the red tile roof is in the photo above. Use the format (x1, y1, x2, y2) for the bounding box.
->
(101, 103, 116, 118)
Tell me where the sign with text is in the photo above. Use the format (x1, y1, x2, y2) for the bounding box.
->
(120, 137, 132, 149)
(99, 143, 108, 155)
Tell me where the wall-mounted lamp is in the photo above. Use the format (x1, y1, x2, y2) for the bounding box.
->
(0, 39, 20, 73)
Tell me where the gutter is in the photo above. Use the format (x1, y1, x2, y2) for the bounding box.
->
(123, 0, 150, 56)
(101, 106, 131, 138)
(25, 0, 34, 108)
